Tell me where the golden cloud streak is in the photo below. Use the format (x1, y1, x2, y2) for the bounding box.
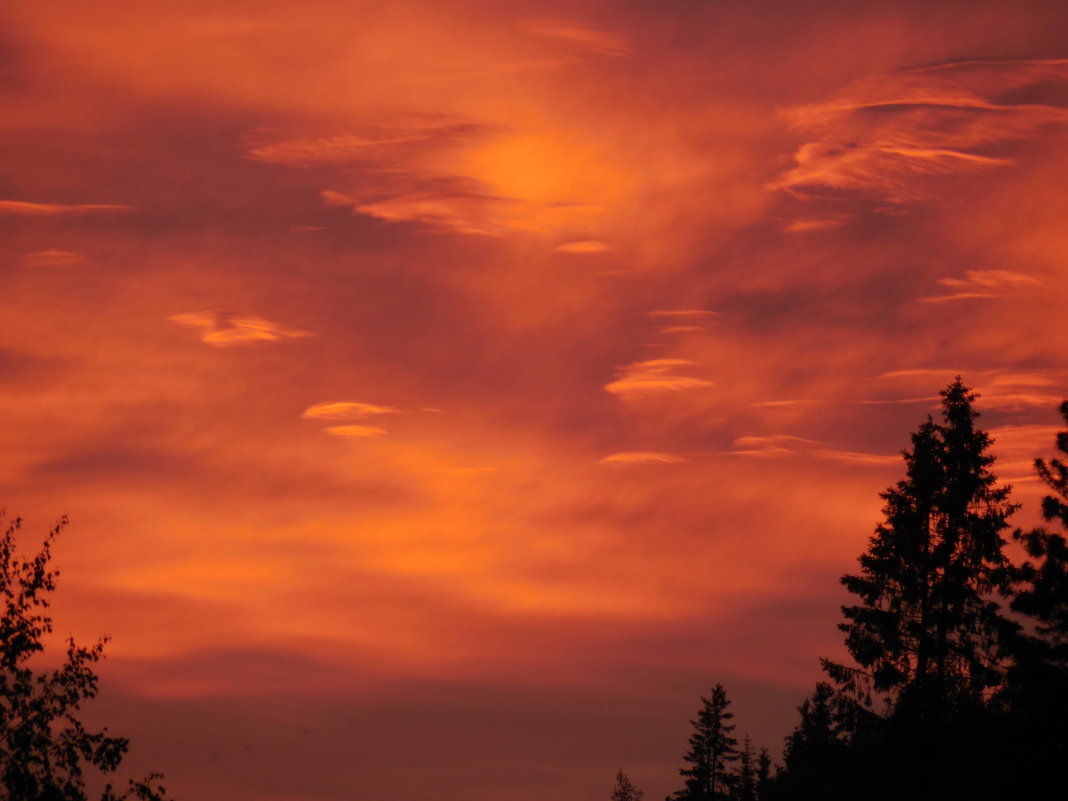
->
(302, 402, 400, 420)
(169, 311, 313, 346)
(0, 200, 132, 215)
(604, 359, 714, 398)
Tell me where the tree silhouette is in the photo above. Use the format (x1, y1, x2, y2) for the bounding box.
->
(754, 749, 772, 801)
(776, 682, 868, 800)
(670, 684, 738, 801)
(0, 512, 170, 801)
(1013, 399, 1068, 647)
(611, 768, 645, 801)
(732, 736, 756, 801)
(824, 379, 1016, 736)
(809, 379, 1023, 801)
(1001, 400, 1068, 795)
(1036, 399, 1068, 529)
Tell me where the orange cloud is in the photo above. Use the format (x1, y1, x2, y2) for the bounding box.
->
(247, 118, 499, 166)
(169, 311, 313, 346)
(604, 359, 714, 398)
(751, 400, 822, 408)
(873, 370, 1068, 414)
(324, 425, 389, 438)
(261, 113, 627, 238)
(781, 218, 851, 233)
(730, 434, 821, 456)
(657, 326, 706, 334)
(302, 402, 400, 420)
(523, 19, 630, 57)
(812, 449, 900, 467)
(726, 436, 897, 467)
(321, 184, 597, 237)
(18, 250, 85, 267)
(554, 240, 614, 254)
(0, 200, 132, 215)
(775, 59, 1068, 201)
(645, 310, 719, 319)
(918, 269, 1045, 302)
(600, 451, 687, 465)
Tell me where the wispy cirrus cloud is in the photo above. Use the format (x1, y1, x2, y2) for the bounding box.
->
(252, 116, 575, 237)
(18, 250, 84, 267)
(0, 200, 133, 216)
(751, 399, 822, 409)
(813, 449, 899, 466)
(877, 368, 1068, 412)
(169, 311, 313, 346)
(917, 269, 1045, 303)
(774, 59, 1068, 202)
(657, 326, 706, 334)
(254, 113, 611, 237)
(781, 217, 852, 233)
(729, 435, 896, 466)
(880, 367, 1062, 386)
(730, 434, 821, 456)
(246, 119, 499, 166)
(645, 310, 719, 319)
(647, 310, 718, 334)
(321, 180, 600, 237)
(523, 19, 630, 57)
(879, 368, 960, 380)
(604, 359, 713, 398)
(554, 240, 614, 254)
(600, 451, 687, 465)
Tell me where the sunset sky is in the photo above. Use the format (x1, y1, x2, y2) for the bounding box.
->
(3, 1, 1068, 799)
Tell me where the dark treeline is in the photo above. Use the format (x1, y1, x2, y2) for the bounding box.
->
(616, 379, 1068, 801)
(3, 377, 1066, 801)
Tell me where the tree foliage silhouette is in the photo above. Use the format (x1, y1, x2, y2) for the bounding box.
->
(0, 513, 170, 801)
(670, 684, 738, 801)
(824, 379, 1016, 735)
(1012, 399, 1068, 650)
(611, 769, 645, 801)
(733, 736, 756, 801)
(1001, 400, 1068, 793)
(778, 683, 853, 800)
(754, 749, 771, 801)
(664, 388, 1068, 801)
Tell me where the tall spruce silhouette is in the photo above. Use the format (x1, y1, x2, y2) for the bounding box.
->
(670, 684, 738, 801)
(821, 379, 1017, 792)
(0, 512, 170, 801)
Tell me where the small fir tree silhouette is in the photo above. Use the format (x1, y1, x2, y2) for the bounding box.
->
(755, 749, 772, 801)
(611, 768, 645, 801)
(779, 683, 855, 800)
(733, 735, 756, 801)
(670, 684, 739, 801)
